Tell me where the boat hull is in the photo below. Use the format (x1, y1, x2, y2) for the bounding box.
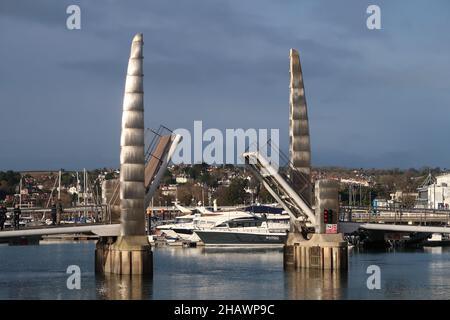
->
(195, 230, 287, 246)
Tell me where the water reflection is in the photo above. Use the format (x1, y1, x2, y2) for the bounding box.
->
(2, 242, 450, 299)
(201, 246, 284, 259)
(285, 269, 348, 300)
(423, 246, 443, 254)
(95, 274, 153, 300)
(152, 246, 285, 299)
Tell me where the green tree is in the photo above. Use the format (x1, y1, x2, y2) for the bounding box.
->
(161, 169, 174, 184)
(105, 172, 116, 180)
(61, 172, 75, 186)
(219, 177, 248, 205)
(0, 171, 21, 200)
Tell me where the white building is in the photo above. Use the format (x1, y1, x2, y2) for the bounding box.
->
(161, 185, 177, 197)
(373, 198, 389, 208)
(417, 173, 450, 210)
(68, 186, 78, 195)
(175, 175, 189, 184)
(340, 178, 369, 187)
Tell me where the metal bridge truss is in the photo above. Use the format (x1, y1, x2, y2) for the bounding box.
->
(144, 126, 182, 209)
(108, 125, 182, 211)
(242, 149, 316, 234)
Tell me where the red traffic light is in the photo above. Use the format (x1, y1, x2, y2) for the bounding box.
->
(323, 209, 329, 224)
(324, 209, 334, 224)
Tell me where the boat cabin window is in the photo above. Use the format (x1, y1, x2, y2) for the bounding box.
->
(228, 218, 262, 228)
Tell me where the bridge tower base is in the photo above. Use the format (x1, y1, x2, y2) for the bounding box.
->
(95, 236, 152, 275)
(284, 179, 348, 271)
(284, 233, 348, 270)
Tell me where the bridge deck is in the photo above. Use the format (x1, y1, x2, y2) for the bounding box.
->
(0, 224, 120, 239)
(340, 222, 450, 234)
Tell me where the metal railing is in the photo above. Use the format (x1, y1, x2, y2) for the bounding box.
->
(340, 206, 450, 226)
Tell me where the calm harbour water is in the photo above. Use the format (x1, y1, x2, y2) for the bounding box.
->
(0, 242, 449, 300)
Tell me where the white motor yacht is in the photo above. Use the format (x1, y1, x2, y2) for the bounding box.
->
(193, 212, 287, 246)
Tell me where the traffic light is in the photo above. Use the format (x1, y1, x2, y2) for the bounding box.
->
(323, 208, 334, 224)
(323, 209, 329, 224)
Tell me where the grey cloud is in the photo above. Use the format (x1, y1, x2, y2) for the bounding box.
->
(1, 0, 450, 170)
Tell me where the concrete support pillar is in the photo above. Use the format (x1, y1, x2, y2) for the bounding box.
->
(96, 236, 152, 275)
(96, 33, 152, 276)
(284, 179, 347, 271)
(315, 179, 340, 233)
(283, 231, 305, 268)
(284, 234, 348, 270)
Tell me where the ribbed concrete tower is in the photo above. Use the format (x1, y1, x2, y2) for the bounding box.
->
(284, 50, 347, 272)
(289, 49, 312, 205)
(285, 179, 348, 271)
(120, 33, 145, 236)
(95, 34, 152, 275)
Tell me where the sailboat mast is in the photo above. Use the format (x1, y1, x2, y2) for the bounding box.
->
(76, 171, 79, 205)
(58, 170, 61, 201)
(84, 168, 87, 217)
(19, 175, 22, 208)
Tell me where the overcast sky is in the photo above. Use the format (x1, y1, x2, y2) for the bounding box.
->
(1, 0, 450, 170)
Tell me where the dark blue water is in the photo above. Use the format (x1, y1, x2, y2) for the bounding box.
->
(0, 242, 449, 299)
